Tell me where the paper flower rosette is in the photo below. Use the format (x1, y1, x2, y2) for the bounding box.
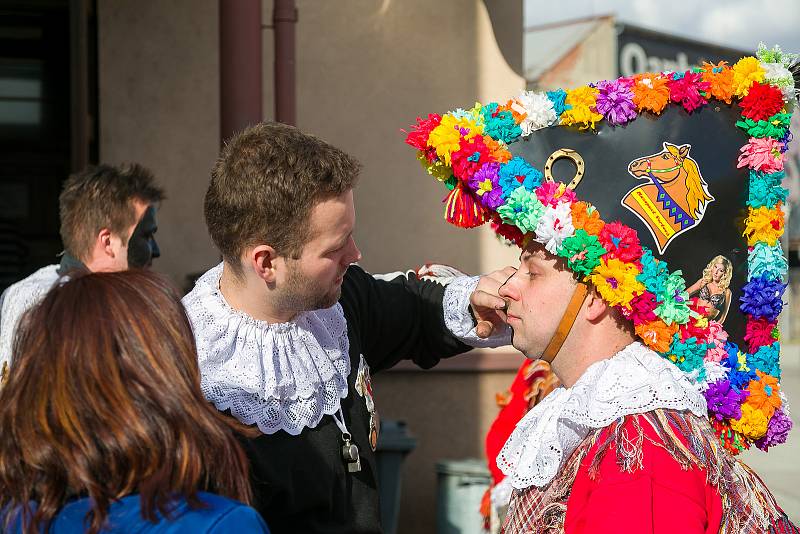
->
(405, 44, 797, 455)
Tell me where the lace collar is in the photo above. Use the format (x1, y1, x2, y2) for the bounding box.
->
(496, 342, 707, 490)
(182, 263, 351, 436)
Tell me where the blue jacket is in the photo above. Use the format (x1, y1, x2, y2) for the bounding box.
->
(5, 492, 270, 533)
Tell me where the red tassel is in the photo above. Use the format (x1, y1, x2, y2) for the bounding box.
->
(444, 183, 488, 228)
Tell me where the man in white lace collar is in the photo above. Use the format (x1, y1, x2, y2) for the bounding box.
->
(182, 122, 512, 534)
(0, 164, 164, 381)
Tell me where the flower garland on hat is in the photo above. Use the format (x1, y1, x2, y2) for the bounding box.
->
(405, 43, 797, 455)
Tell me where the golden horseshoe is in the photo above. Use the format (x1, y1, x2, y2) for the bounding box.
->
(543, 148, 585, 190)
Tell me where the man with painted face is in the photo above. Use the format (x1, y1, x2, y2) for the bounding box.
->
(182, 122, 511, 534)
(0, 163, 164, 376)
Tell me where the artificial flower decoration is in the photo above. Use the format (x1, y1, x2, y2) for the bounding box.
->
(404, 45, 796, 455)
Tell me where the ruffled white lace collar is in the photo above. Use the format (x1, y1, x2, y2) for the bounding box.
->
(496, 342, 707, 490)
(182, 263, 350, 436)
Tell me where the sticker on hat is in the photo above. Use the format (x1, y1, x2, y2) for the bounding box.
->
(622, 142, 714, 253)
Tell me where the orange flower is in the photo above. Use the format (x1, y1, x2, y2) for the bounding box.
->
(498, 99, 527, 125)
(483, 136, 511, 163)
(636, 319, 678, 353)
(745, 370, 782, 419)
(631, 74, 671, 114)
(701, 62, 734, 104)
(570, 201, 605, 235)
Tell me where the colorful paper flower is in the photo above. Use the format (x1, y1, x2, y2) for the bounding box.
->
(481, 102, 523, 144)
(498, 157, 543, 196)
(560, 86, 603, 130)
(546, 89, 570, 118)
(654, 271, 691, 325)
(737, 137, 786, 174)
(405, 113, 442, 151)
(631, 74, 671, 114)
(701, 61, 735, 104)
(739, 275, 786, 322)
(748, 242, 788, 282)
(627, 291, 659, 326)
(598, 221, 643, 263)
(496, 186, 545, 233)
(749, 343, 781, 379)
(535, 181, 577, 207)
(665, 335, 710, 378)
(467, 162, 504, 210)
(745, 370, 782, 419)
(570, 201, 604, 236)
(595, 79, 637, 126)
(558, 229, 606, 278)
(732, 56, 766, 97)
(512, 91, 557, 134)
(731, 403, 769, 440)
(590, 257, 645, 309)
(745, 317, 779, 354)
(743, 205, 785, 247)
(736, 112, 792, 139)
(427, 113, 484, 165)
(491, 213, 526, 248)
(637, 249, 670, 297)
(668, 71, 710, 113)
(705, 380, 747, 421)
(534, 202, 575, 254)
(755, 408, 793, 451)
(635, 319, 678, 353)
(747, 170, 789, 209)
(450, 135, 493, 181)
(739, 82, 786, 122)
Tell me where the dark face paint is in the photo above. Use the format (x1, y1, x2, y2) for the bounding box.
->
(127, 205, 160, 268)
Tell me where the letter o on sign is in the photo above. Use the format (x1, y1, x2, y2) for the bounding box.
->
(620, 42, 647, 77)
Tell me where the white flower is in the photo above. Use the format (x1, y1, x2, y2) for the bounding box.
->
(760, 62, 797, 103)
(511, 91, 556, 135)
(701, 360, 730, 391)
(534, 202, 574, 254)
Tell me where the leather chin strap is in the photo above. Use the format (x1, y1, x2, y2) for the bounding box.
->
(540, 282, 589, 364)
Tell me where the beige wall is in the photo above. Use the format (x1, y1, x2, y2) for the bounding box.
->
(98, 2, 525, 532)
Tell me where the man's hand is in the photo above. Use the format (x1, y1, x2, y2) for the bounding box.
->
(470, 266, 516, 338)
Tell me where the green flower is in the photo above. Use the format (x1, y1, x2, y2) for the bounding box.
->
(736, 112, 791, 139)
(655, 270, 691, 325)
(558, 229, 607, 277)
(496, 186, 545, 233)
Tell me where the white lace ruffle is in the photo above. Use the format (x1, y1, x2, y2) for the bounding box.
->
(443, 275, 512, 348)
(496, 342, 707, 490)
(0, 264, 60, 369)
(182, 263, 351, 436)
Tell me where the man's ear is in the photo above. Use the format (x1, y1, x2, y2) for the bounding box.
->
(250, 245, 280, 283)
(583, 285, 608, 322)
(97, 228, 116, 258)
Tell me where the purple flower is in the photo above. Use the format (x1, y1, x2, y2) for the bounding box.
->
(704, 380, 747, 421)
(755, 408, 793, 451)
(739, 275, 786, 322)
(468, 162, 504, 210)
(595, 79, 637, 126)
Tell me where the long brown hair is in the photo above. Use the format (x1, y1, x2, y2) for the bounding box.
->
(0, 270, 252, 533)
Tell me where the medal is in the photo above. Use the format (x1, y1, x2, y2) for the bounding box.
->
(341, 432, 361, 473)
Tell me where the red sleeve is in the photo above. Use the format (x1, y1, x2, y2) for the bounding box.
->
(564, 415, 723, 534)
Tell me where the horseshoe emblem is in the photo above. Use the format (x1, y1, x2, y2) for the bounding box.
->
(543, 148, 585, 190)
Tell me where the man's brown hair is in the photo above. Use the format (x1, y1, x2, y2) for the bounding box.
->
(0, 270, 253, 533)
(205, 122, 360, 275)
(59, 164, 165, 261)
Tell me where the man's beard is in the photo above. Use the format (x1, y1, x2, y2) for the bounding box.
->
(274, 263, 342, 315)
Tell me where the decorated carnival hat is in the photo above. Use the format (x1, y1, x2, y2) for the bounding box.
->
(404, 44, 798, 455)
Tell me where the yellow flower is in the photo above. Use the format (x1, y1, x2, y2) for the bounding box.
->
(730, 403, 769, 440)
(560, 86, 603, 130)
(732, 56, 766, 98)
(590, 257, 645, 309)
(427, 114, 484, 165)
(743, 205, 784, 246)
(417, 153, 452, 182)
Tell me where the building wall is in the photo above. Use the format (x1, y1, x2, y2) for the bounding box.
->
(98, 2, 525, 532)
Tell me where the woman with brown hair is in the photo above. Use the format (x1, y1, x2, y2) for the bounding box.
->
(0, 271, 269, 533)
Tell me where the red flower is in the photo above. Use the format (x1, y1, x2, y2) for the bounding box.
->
(628, 291, 659, 326)
(491, 213, 525, 247)
(404, 114, 442, 150)
(739, 82, 785, 122)
(598, 221, 642, 263)
(450, 135, 493, 181)
(745, 316, 778, 353)
(668, 72, 710, 113)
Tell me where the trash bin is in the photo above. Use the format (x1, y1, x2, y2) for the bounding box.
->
(375, 420, 417, 534)
(436, 458, 491, 534)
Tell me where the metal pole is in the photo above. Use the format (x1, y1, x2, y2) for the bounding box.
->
(273, 0, 297, 125)
(220, 0, 262, 143)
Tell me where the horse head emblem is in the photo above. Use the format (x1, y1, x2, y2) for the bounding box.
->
(622, 142, 714, 253)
